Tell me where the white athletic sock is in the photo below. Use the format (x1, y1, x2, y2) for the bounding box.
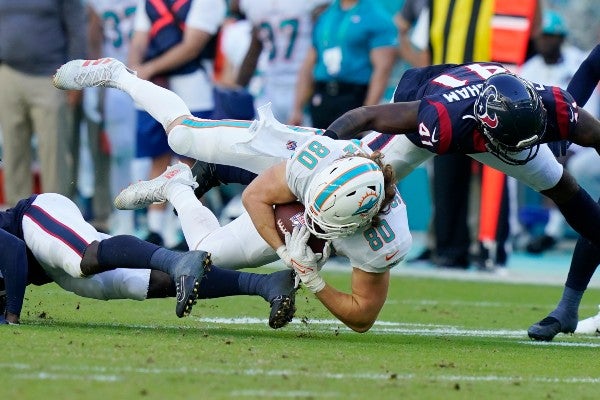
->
(118, 72, 191, 130)
(166, 183, 220, 249)
(147, 208, 165, 234)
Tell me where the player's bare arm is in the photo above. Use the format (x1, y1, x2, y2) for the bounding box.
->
(567, 107, 600, 155)
(327, 101, 421, 139)
(236, 26, 263, 87)
(143, 27, 212, 79)
(242, 161, 298, 251)
(316, 268, 390, 333)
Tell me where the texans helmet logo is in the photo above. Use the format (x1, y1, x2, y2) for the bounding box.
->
(476, 85, 499, 129)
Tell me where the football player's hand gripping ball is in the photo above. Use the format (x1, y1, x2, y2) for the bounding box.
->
(285, 226, 326, 293)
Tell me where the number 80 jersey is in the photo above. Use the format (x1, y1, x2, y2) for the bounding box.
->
(286, 135, 412, 273)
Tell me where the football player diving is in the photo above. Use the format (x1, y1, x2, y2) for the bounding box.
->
(52, 57, 600, 338)
(53, 57, 412, 333)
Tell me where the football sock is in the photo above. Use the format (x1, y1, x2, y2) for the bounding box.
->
(118, 71, 190, 130)
(97, 235, 158, 270)
(214, 164, 257, 185)
(198, 267, 290, 303)
(565, 236, 600, 291)
(556, 187, 600, 250)
(548, 286, 583, 331)
(149, 247, 187, 275)
(236, 269, 293, 302)
(197, 267, 245, 299)
(167, 183, 220, 250)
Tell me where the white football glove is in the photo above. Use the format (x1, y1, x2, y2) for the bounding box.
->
(285, 225, 326, 293)
(315, 241, 332, 270)
(275, 245, 292, 268)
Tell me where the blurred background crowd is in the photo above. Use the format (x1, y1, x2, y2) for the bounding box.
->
(0, 0, 598, 271)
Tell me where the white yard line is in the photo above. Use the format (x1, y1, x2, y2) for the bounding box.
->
(194, 316, 600, 342)
(25, 317, 600, 342)
(5, 362, 600, 385)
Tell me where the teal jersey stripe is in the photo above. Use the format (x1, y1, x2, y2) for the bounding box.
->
(181, 118, 253, 129)
(313, 163, 379, 211)
(285, 125, 325, 135)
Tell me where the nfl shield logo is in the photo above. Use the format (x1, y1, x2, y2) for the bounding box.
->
(290, 212, 305, 227)
(286, 140, 297, 151)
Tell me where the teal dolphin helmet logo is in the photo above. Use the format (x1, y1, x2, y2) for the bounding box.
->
(305, 156, 385, 239)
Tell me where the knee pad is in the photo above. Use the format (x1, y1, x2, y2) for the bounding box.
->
(168, 126, 193, 155)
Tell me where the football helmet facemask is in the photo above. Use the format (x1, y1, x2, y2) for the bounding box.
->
(474, 72, 547, 165)
(304, 156, 384, 240)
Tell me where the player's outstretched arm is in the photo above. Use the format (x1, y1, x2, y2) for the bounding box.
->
(285, 225, 387, 332)
(326, 101, 421, 140)
(568, 108, 600, 156)
(315, 268, 389, 333)
(567, 44, 600, 106)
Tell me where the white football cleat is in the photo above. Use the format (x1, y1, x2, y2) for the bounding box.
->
(53, 58, 134, 91)
(114, 162, 199, 210)
(575, 304, 600, 335)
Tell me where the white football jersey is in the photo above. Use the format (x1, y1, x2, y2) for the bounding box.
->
(89, 0, 138, 62)
(240, 0, 330, 87)
(286, 136, 412, 273)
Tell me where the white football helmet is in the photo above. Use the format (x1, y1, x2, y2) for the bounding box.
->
(304, 156, 385, 239)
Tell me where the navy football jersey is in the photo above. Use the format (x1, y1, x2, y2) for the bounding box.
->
(0, 195, 36, 239)
(0, 195, 50, 285)
(386, 62, 578, 155)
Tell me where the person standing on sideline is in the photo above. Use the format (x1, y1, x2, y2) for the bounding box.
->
(87, 0, 139, 235)
(288, 0, 397, 128)
(0, 0, 86, 206)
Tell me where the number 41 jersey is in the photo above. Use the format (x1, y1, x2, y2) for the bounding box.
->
(286, 135, 412, 273)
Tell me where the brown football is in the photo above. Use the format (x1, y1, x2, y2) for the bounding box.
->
(274, 201, 327, 254)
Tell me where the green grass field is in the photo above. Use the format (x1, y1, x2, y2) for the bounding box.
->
(3, 267, 600, 400)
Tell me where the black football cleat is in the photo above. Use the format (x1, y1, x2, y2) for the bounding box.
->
(266, 270, 297, 329)
(527, 316, 574, 341)
(269, 294, 296, 329)
(173, 251, 212, 318)
(191, 160, 221, 200)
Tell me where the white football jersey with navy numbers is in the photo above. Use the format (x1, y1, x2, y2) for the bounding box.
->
(286, 135, 412, 273)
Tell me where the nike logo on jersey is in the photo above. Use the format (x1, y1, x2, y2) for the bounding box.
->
(430, 127, 438, 143)
(569, 102, 578, 122)
(385, 250, 400, 261)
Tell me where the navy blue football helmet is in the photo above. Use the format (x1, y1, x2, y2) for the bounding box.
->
(474, 72, 547, 165)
